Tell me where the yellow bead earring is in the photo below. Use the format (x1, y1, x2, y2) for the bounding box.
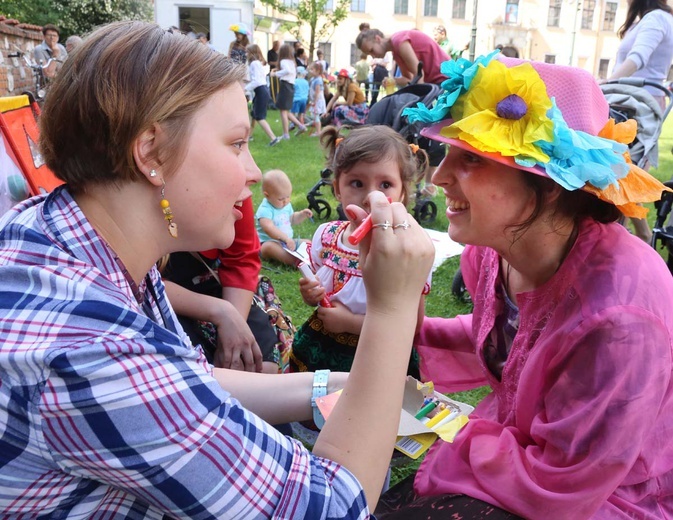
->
(160, 179, 178, 238)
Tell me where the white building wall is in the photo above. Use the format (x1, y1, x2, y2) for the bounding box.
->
(252, 0, 642, 79)
(154, 0, 254, 54)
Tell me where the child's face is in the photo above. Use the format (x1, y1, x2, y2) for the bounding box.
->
(265, 182, 292, 210)
(335, 159, 405, 218)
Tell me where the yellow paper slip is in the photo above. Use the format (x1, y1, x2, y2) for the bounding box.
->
(315, 377, 473, 459)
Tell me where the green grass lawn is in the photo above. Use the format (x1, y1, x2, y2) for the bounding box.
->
(247, 108, 673, 485)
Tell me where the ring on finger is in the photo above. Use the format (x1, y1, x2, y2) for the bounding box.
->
(393, 220, 410, 230)
(372, 220, 391, 230)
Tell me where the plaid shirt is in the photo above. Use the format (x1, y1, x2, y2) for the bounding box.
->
(0, 187, 370, 519)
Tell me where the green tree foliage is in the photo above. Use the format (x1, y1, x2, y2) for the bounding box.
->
(0, 0, 152, 38)
(258, 0, 350, 62)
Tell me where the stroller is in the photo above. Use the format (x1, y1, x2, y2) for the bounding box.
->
(306, 167, 346, 221)
(601, 78, 673, 273)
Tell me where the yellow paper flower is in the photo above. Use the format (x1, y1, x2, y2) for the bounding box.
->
(440, 60, 554, 163)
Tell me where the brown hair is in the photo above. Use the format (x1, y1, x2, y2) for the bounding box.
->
(40, 21, 247, 192)
(310, 61, 324, 75)
(246, 43, 266, 65)
(278, 43, 294, 61)
(618, 0, 672, 38)
(42, 23, 60, 36)
(320, 125, 428, 207)
(335, 75, 353, 99)
(355, 29, 385, 51)
(509, 173, 622, 240)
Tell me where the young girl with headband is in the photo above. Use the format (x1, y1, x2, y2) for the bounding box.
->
(290, 125, 430, 378)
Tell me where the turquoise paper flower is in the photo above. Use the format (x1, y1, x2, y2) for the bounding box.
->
(533, 100, 630, 191)
(403, 50, 501, 124)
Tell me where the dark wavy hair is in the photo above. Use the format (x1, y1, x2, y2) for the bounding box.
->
(509, 173, 622, 240)
(320, 125, 429, 207)
(618, 0, 672, 38)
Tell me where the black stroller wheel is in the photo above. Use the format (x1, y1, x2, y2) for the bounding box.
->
(313, 199, 331, 221)
(451, 268, 471, 303)
(414, 199, 437, 225)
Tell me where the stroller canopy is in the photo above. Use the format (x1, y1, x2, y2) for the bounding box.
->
(600, 83, 664, 168)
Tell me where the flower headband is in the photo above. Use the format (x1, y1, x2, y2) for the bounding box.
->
(403, 51, 670, 217)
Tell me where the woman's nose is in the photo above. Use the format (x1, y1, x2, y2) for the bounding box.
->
(431, 156, 454, 187)
(245, 152, 262, 185)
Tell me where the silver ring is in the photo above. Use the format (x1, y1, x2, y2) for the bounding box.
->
(393, 220, 410, 230)
(371, 220, 391, 230)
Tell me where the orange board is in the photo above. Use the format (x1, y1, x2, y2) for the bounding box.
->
(0, 95, 63, 196)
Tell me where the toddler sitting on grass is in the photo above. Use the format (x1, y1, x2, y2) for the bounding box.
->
(255, 169, 313, 266)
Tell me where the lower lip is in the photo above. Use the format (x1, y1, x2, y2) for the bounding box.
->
(233, 206, 243, 220)
(445, 206, 468, 219)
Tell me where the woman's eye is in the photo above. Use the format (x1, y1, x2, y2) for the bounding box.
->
(461, 151, 482, 164)
(232, 141, 246, 151)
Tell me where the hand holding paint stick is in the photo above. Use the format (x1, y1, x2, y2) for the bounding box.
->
(297, 262, 333, 308)
(348, 197, 393, 246)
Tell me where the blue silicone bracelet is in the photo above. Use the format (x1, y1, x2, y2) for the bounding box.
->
(311, 369, 330, 429)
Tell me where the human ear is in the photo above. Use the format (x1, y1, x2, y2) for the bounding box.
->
(132, 124, 163, 187)
(332, 181, 341, 200)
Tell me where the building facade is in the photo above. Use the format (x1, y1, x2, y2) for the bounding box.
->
(251, 0, 667, 80)
(154, 0, 255, 53)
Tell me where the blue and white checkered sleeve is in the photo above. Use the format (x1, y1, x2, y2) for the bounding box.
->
(39, 338, 371, 519)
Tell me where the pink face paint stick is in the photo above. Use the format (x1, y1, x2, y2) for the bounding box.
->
(297, 262, 333, 308)
(347, 197, 393, 246)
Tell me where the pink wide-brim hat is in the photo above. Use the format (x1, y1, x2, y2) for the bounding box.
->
(420, 56, 610, 178)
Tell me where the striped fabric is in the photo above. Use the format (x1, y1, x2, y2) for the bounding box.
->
(0, 186, 370, 519)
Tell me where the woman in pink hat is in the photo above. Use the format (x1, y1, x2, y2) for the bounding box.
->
(375, 52, 673, 519)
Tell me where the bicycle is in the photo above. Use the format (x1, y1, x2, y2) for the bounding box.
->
(7, 51, 53, 104)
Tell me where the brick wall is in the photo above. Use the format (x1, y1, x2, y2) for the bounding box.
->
(0, 17, 43, 97)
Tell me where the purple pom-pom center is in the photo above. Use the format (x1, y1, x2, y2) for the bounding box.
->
(496, 94, 528, 120)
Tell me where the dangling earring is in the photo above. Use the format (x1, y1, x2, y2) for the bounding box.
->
(160, 180, 178, 238)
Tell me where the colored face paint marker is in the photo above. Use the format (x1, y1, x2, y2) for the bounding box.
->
(414, 401, 438, 420)
(424, 407, 451, 429)
(297, 262, 332, 308)
(347, 197, 393, 246)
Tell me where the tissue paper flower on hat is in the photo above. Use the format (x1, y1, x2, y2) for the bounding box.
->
(403, 52, 671, 218)
(440, 59, 554, 164)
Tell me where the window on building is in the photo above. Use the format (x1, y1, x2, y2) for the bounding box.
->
(598, 58, 610, 79)
(325, 0, 334, 9)
(547, 0, 562, 27)
(505, 0, 519, 24)
(544, 54, 556, 64)
(351, 0, 366, 12)
(581, 0, 595, 29)
(453, 0, 467, 19)
(603, 1, 618, 31)
(350, 43, 360, 67)
(424, 0, 439, 17)
(283, 0, 299, 7)
(394, 0, 408, 15)
(318, 42, 332, 69)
